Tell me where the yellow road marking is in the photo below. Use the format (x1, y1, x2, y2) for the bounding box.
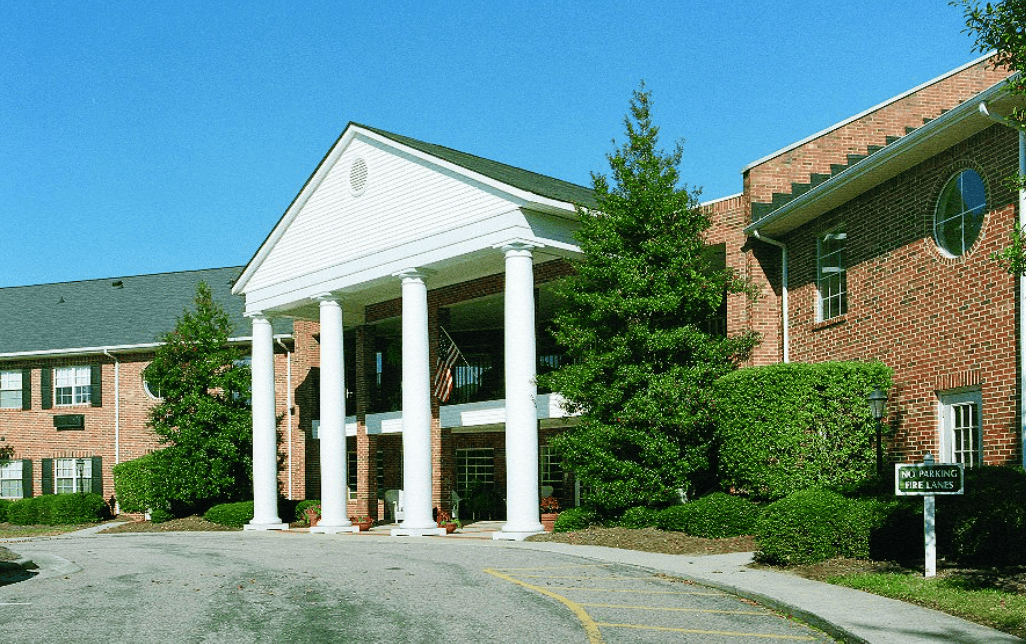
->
(596, 622, 815, 640)
(490, 564, 614, 572)
(547, 586, 725, 595)
(516, 574, 654, 580)
(578, 602, 769, 615)
(485, 568, 605, 644)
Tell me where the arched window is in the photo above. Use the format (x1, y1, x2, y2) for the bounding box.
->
(934, 169, 986, 257)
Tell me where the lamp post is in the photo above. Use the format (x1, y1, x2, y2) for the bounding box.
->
(76, 458, 85, 494)
(868, 388, 888, 477)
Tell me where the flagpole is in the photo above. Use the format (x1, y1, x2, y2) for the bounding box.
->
(440, 326, 470, 367)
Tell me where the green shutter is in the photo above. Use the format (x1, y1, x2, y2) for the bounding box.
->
(90, 456, 102, 496)
(90, 364, 102, 407)
(41, 458, 53, 495)
(21, 368, 31, 410)
(41, 368, 52, 409)
(21, 458, 32, 498)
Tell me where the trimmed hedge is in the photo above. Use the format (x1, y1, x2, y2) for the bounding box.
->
(714, 361, 892, 501)
(0, 498, 10, 522)
(657, 492, 759, 538)
(553, 507, 597, 532)
(113, 452, 160, 515)
(618, 506, 661, 529)
(5, 493, 109, 525)
(938, 466, 1026, 566)
(755, 488, 879, 565)
(204, 501, 253, 528)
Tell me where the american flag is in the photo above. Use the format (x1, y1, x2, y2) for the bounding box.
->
(432, 329, 461, 403)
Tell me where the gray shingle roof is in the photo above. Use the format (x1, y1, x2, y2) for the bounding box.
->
(0, 267, 292, 356)
(355, 123, 597, 208)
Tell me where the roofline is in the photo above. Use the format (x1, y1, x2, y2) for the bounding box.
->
(700, 192, 743, 207)
(741, 52, 997, 174)
(745, 78, 1013, 236)
(0, 334, 294, 361)
(3, 265, 245, 291)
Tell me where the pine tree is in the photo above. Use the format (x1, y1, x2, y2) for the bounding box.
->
(143, 282, 253, 515)
(541, 85, 758, 515)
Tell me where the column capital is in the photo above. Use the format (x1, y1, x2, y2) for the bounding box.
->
(245, 310, 272, 321)
(494, 239, 544, 256)
(312, 292, 341, 304)
(392, 267, 435, 281)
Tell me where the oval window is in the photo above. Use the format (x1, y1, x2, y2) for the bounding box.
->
(934, 169, 986, 257)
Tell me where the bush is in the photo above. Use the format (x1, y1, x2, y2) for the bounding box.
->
(756, 488, 873, 565)
(553, 507, 597, 532)
(657, 493, 759, 537)
(619, 506, 661, 529)
(204, 501, 254, 528)
(149, 508, 175, 523)
(938, 466, 1026, 566)
(113, 452, 161, 515)
(6, 494, 108, 525)
(714, 361, 891, 501)
(0, 499, 10, 522)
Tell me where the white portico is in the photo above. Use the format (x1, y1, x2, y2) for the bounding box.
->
(232, 123, 590, 539)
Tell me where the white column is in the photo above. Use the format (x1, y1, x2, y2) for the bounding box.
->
(312, 295, 357, 534)
(245, 313, 287, 531)
(495, 242, 544, 540)
(392, 269, 444, 537)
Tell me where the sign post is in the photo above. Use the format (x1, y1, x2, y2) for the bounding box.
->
(895, 453, 964, 578)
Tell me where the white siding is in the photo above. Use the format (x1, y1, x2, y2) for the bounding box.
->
(248, 137, 520, 292)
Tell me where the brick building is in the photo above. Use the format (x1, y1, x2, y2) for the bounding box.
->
(0, 267, 293, 505)
(4, 54, 1023, 536)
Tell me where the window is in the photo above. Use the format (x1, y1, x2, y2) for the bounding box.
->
(539, 445, 565, 498)
(0, 459, 28, 499)
(817, 227, 847, 321)
(935, 169, 986, 257)
(143, 375, 163, 400)
(939, 390, 982, 467)
(456, 448, 494, 494)
(0, 370, 22, 409)
(348, 450, 358, 501)
(55, 457, 92, 494)
(55, 366, 91, 406)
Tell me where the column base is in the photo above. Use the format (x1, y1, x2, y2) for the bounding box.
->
(310, 525, 360, 535)
(493, 529, 544, 541)
(244, 522, 289, 531)
(391, 526, 447, 537)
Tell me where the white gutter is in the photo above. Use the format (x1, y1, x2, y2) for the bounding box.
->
(979, 100, 1026, 468)
(0, 335, 290, 360)
(102, 349, 121, 515)
(751, 231, 789, 363)
(276, 338, 293, 499)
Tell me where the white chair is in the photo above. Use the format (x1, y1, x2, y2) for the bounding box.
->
(450, 490, 462, 521)
(540, 485, 554, 498)
(384, 489, 405, 522)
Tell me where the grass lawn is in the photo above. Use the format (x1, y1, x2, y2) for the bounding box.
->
(831, 571, 1026, 639)
(0, 522, 106, 539)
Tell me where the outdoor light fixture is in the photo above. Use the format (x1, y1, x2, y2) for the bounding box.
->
(868, 388, 888, 476)
(76, 459, 85, 493)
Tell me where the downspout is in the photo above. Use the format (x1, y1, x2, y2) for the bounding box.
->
(276, 338, 293, 499)
(103, 349, 120, 513)
(979, 101, 1026, 468)
(751, 230, 789, 363)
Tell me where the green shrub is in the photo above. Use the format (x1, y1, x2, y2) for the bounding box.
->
(0, 499, 10, 522)
(295, 499, 321, 522)
(553, 507, 597, 532)
(756, 488, 872, 565)
(149, 508, 175, 523)
(714, 362, 891, 501)
(656, 493, 759, 537)
(619, 506, 661, 529)
(938, 466, 1026, 566)
(6, 494, 108, 525)
(113, 452, 161, 515)
(204, 501, 253, 528)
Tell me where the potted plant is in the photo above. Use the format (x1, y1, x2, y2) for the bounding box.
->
(540, 496, 560, 532)
(350, 515, 374, 531)
(304, 504, 321, 528)
(436, 509, 459, 534)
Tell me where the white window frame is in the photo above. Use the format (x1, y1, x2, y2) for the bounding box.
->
(816, 227, 847, 322)
(55, 366, 91, 407)
(0, 459, 24, 499)
(0, 370, 22, 409)
(934, 169, 986, 257)
(347, 450, 358, 501)
(456, 448, 494, 494)
(539, 445, 564, 495)
(938, 389, 983, 467)
(55, 457, 92, 494)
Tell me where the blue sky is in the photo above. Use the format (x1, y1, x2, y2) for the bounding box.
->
(1, 1, 986, 288)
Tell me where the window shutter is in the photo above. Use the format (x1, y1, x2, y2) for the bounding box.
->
(41, 368, 52, 409)
(21, 368, 31, 410)
(90, 364, 102, 407)
(21, 458, 32, 498)
(41, 458, 53, 495)
(90, 456, 102, 496)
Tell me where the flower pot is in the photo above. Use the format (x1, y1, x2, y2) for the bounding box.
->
(439, 522, 457, 534)
(541, 512, 559, 532)
(304, 508, 320, 528)
(353, 520, 373, 531)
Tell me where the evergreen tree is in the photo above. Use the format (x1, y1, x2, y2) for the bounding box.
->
(541, 85, 758, 515)
(143, 282, 253, 515)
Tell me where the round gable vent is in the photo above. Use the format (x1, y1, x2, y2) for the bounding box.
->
(349, 157, 369, 196)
